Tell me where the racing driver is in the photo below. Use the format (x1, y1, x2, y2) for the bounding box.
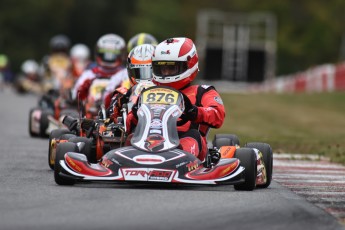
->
(127, 37, 225, 166)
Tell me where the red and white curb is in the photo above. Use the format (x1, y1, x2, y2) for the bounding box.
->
(273, 153, 345, 224)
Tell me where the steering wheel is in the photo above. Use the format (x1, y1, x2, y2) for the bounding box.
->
(176, 93, 192, 126)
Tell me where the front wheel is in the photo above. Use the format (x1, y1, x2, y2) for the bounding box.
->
(48, 129, 73, 170)
(234, 148, 257, 191)
(68, 136, 95, 162)
(54, 142, 78, 185)
(245, 142, 273, 188)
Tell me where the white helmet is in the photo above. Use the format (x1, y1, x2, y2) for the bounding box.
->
(152, 37, 199, 89)
(21, 59, 39, 74)
(70, 44, 90, 60)
(127, 44, 155, 85)
(95, 34, 126, 68)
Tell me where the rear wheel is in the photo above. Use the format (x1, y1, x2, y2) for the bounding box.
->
(245, 142, 273, 188)
(60, 109, 79, 119)
(39, 109, 54, 137)
(54, 142, 78, 185)
(48, 129, 73, 170)
(234, 148, 257, 191)
(212, 134, 240, 148)
(28, 108, 39, 137)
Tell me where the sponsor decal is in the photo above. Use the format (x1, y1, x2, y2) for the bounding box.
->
(101, 156, 113, 168)
(133, 155, 165, 165)
(148, 170, 173, 181)
(186, 160, 199, 171)
(150, 129, 162, 134)
(214, 96, 223, 105)
(165, 38, 179, 44)
(111, 158, 121, 166)
(220, 161, 238, 176)
(66, 157, 82, 172)
(150, 104, 166, 110)
(150, 119, 162, 128)
(122, 168, 174, 181)
(220, 146, 235, 158)
(145, 134, 165, 151)
(175, 161, 189, 168)
(190, 144, 196, 155)
(172, 109, 181, 117)
(161, 50, 170, 55)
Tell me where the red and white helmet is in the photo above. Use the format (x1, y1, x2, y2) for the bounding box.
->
(152, 37, 199, 89)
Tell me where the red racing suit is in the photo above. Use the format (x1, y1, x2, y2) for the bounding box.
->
(72, 66, 128, 101)
(126, 84, 225, 161)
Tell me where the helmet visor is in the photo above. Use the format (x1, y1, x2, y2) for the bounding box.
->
(97, 49, 121, 64)
(152, 61, 188, 77)
(127, 66, 152, 82)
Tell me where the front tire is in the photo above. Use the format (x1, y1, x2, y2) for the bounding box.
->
(68, 136, 95, 162)
(54, 142, 78, 185)
(234, 148, 257, 191)
(245, 142, 273, 188)
(48, 129, 73, 170)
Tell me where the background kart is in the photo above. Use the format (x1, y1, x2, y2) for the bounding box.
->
(29, 90, 79, 138)
(48, 116, 125, 170)
(54, 86, 273, 190)
(48, 80, 155, 170)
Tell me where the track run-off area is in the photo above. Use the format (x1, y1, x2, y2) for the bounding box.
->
(0, 87, 344, 230)
(274, 154, 345, 225)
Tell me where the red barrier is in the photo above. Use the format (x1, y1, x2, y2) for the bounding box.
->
(334, 63, 345, 91)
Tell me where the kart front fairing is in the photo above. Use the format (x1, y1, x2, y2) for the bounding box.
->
(130, 86, 184, 152)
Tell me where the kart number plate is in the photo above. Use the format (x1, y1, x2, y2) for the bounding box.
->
(90, 82, 108, 97)
(142, 88, 179, 105)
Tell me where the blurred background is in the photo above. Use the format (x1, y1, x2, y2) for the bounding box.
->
(1, 0, 345, 79)
(1, 0, 345, 161)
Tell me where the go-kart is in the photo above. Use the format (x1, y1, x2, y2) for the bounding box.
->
(48, 80, 155, 170)
(54, 86, 273, 190)
(47, 113, 126, 170)
(83, 78, 110, 119)
(28, 89, 79, 138)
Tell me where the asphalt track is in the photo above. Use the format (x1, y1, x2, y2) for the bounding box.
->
(0, 88, 344, 230)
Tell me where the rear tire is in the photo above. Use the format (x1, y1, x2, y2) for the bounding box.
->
(28, 108, 39, 137)
(48, 129, 73, 170)
(39, 109, 54, 138)
(212, 134, 240, 148)
(234, 148, 257, 191)
(245, 142, 273, 188)
(60, 109, 79, 119)
(54, 142, 77, 185)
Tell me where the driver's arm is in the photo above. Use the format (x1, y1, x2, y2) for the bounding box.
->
(195, 89, 225, 128)
(125, 111, 138, 134)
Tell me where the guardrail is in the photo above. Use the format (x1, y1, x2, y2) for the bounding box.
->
(250, 62, 345, 93)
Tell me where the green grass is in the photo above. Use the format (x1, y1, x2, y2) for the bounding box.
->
(209, 92, 345, 164)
